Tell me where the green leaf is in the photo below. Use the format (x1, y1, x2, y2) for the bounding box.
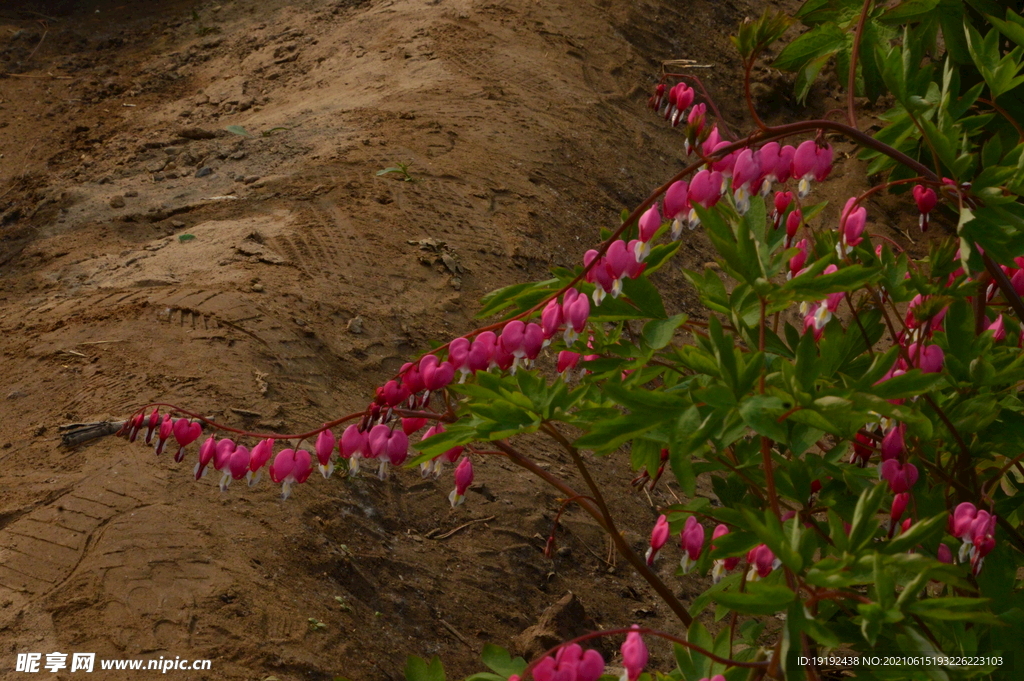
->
(872, 369, 945, 399)
(906, 597, 1000, 623)
(848, 484, 888, 551)
(178, 233, 196, 242)
(643, 314, 688, 350)
(773, 23, 846, 71)
(739, 395, 789, 443)
(884, 513, 947, 554)
(224, 124, 253, 137)
(715, 583, 795, 615)
(880, 0, 940, 23)
(480, 644, 527, 677)
(405, 655, 445, 681)
(621, 276, 667, 319)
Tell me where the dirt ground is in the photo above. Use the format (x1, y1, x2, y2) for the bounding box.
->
(0, 0, 923, 679)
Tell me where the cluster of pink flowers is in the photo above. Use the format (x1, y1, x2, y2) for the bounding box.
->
(646, 516, 780, 585)
(514, 644, 605, 681)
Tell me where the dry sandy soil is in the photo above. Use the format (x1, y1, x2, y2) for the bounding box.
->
(0, 0, 915, 679)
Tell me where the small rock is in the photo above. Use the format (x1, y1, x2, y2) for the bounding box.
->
(230, 150, 246, 160)
(6, 389, 27, 400)
(251, 283, 264, 292)
(171, 220, 186, 228)
(153, 173, 166, 182)
(243, 175, 260, 184)
(195, 166, 213, 178)
(109, 195, 126, 208)
(124, 190, 138, 197)
(347, 316, 364, 334)
(512, 593, 602, 660)
(556, 547, 572, 558)
(148, 159, 167, 173)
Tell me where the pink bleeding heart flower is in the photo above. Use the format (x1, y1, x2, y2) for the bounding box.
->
(649, 82, 665, 111)
(636, 204, 661, 262)
(387, 429, 409, 467)
(747, 544, 777, 580)
(315, 428, 336, 478)
(621, 626, 649, 681)
(840, 203, 867, 252)
(420, 354, 455, 391)
(669, 83, 694, 126)
(557, 350, 581, 380)
(664, 180, 690, 239)
(213, 438, 236, 474)
(987, 315, 1005, 341)
(788, 238, 810, 280)
(143, 408, 163, 446)
(880, 424, 904, 461)
(583, 249, 615, 305)
(731, 148, 761, 214)
(498, 320, 544, 373)
(709, 139, 735, 176)
(367, 424, 390, 460)
(679, 516, 705, 574)
(220, 445, 251, 491)
(125, 411, 145, 443)
(776, 145, 796, 183)
(880, 459, 919, 493)
(758, 142, 782, 195)
(248, 438, 274, 486)
(687, 169, 723, 229)
(400, 362, 425, 396)
(645, 514, 670, 565)
(269, 448, 312, 499)
(419, 424, 464, 477)
(785, 208, 802, 247)
(380, 380, 410, 408)
(467, 334, 494, 373)
(448, 337, 472, 382)
(492, 336, 515, 371)
(969, 511, 997, 575)
(172, 418, 203, 463)
(523, 322, 544, 361)
(908, 343, 944, 374)
(951, 502, 978, 565)
(154, 417, 175, 457)
(793, 140, 817, 182)
(686, 102, 707, 142)
(913, 185, 937, 232)
(851, 432, 873, 467)
(801, 265, 843, 336)
(402, 417, 427, 436)
(194, 436, 218, 480)
(605, 239, 641, 298)
(772, 190, 793, 230)
(340, 424, 366, 474)
(541, 299, 563, 341)
(449, 456, 474, 507)
(711, 524, 740, 583)
(562, 288, 590, 345)
(937, 543, 953, 564)
(793, 140, 831, 197)
(814, 143, 834, 182)
(701, 126, 723, 157)
(890, 492, 910, 524)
